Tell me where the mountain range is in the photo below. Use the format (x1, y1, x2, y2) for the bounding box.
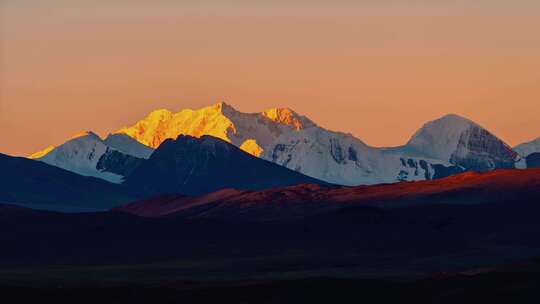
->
(3, 101, 540, 294)
(29, 102, 539, 187)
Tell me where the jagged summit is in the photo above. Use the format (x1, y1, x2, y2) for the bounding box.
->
(115, 102, 316, 157)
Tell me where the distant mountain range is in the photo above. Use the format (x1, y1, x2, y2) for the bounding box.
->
(29, 102, 539, 187)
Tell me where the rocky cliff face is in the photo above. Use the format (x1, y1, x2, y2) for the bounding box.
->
(450, 125, 518, 171)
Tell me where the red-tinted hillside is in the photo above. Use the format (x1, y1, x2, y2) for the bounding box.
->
(118, 168, 540, 220)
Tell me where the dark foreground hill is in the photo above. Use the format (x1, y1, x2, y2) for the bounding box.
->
(123, 135, 325, 196)
(0, 153, 134, 212)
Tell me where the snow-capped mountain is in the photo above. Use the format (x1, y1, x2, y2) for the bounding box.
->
(31, 102, 522, 186)
(403, 114, 518, 171)
(104, 133, 154, 159)
(263, 114, 518, 185)
(29, 131, 148, 183)
(262, 125, 463, 186)
(114, 103, 520, 186)
(115, 102, 315, 157)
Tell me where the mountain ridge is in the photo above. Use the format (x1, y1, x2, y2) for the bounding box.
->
(28, 102, 531, 186)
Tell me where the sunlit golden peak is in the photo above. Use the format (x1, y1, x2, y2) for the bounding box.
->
(262, 107, 308, 130)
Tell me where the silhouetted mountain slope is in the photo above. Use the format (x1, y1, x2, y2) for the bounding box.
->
(0, 153, 134, 212)
(119, 168, 540, 220)
(123, 135, 325, 196)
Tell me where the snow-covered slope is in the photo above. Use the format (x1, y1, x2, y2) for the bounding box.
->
(104, 133, 154, 159)
(262, 127, 462, 186)
(515, 137, 540, 157)
(263, 114, 518, 185)
(29, 131, 143, 183)
(115, 102, 314, 157)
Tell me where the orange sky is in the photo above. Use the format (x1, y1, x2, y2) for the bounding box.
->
(1, 0, 540, 156)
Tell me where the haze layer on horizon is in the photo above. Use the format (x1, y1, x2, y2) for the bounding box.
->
(1, 0, 539, 156)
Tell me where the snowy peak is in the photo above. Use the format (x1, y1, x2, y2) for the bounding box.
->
(116, 102, 236, 148)
(29, 131, 145, 183)
(405, 114, 518, 171)
(104, 133, 154, 159)
(405, 114, 477, 160)
(31, 131, 123, 183)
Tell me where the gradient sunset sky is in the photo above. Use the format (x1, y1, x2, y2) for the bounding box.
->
(1, 0, 539, 156)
